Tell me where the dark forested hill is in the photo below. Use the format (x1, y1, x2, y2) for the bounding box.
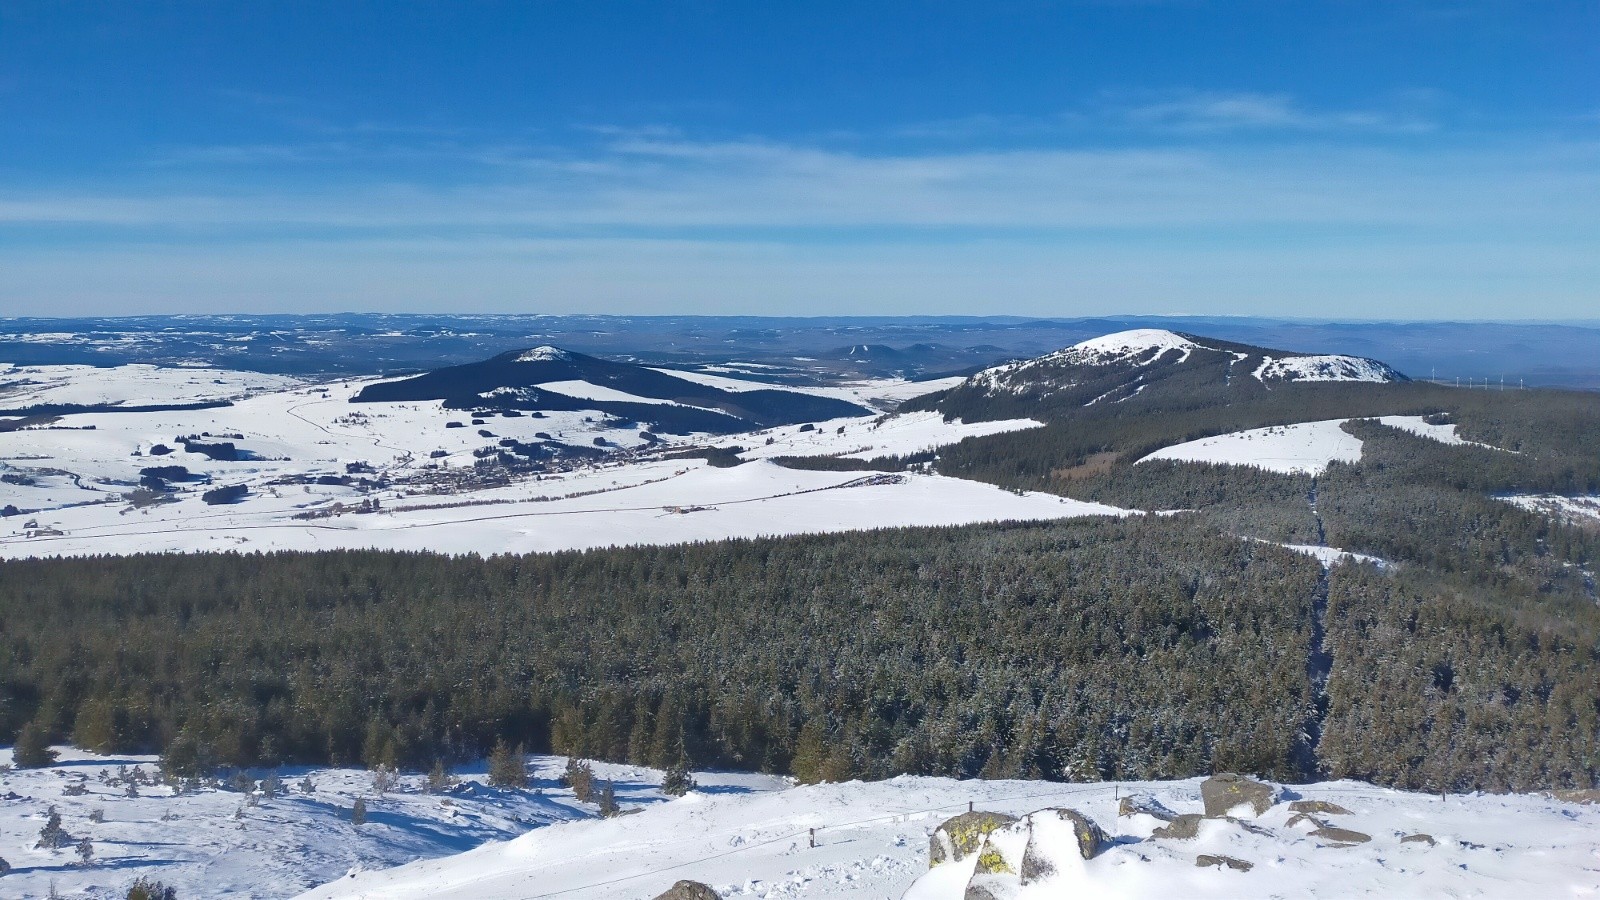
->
(353, 346, 869, 433)
(909, 328, 1405, 424)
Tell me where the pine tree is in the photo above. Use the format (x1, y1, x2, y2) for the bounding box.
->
(125, 876, 178, 900)
(598, 780, 619, 817)
(487, 740, 527, 789)
(74, 836, 94, 867)
(36, 805, 68, 849)
(350, 798, 367, 826)
(790, 721, 828, 784)
(426, 759, 457, 793)
(562, 757, 595, 802)
(13, 721, 57, 768)
(0, 855, 11, 876)
(660, 762, 696, 797)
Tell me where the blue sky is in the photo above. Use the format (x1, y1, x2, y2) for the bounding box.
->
(1, 1, 1596, 318)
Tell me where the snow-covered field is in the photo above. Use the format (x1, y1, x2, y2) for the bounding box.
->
(297, 772, 1600, 900)
(1138, 419, 1364, 476)
(0, 364, 1081, 559)
(0, 363, 302, 409)
(1136, 415, 1506, 476)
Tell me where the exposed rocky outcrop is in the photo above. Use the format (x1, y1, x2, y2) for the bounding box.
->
(1201, 774, 1279, 818)
(1196, 853, 1254, 872)
(1289, 799, 1353, 815)
(1311, 825, 1372, 846)
(1400, 833, 1437, 846)
(1151, 813, 1204, 840)
(964, 808, 1107, 898)
(930, 811, 1019, 867)
(1285, 812, 1328, 830)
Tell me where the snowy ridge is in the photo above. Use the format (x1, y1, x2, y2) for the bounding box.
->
(1253, 355, 1401, 384)
(972, 329, 1200, 393)
(1058, 328, 1200, 365)
(967, 330, 1403, 400)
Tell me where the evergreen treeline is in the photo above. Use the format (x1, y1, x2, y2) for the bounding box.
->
(1321, 563, 1600, 791)
(1318, 420, 1599, 592)
(0, 519, 1321, 783)
(915, 380, 1600, 500)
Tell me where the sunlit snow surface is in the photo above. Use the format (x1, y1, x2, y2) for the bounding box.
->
(297, 772, 1600, 900)
(1252, 355, 1399, 383)
(0, 747, 784, 900)
(1138, 419, 1364, 476)
(1136, 415, 1505, 476)
(1502, 494, 1600, 526)
(0, 365, 1092, 559)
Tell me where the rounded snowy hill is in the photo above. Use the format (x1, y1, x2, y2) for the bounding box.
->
(916, 329, 1406, 421)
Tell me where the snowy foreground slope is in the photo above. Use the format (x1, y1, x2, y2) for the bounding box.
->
(298, 773, 1600, 900)
(0, 748, 783, 900)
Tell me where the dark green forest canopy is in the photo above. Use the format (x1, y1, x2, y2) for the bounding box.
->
(911, 380, 1600, 498)
(2, 511, 1595, 791)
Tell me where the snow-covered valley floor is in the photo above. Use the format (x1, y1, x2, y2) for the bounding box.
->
(0, 364, 1087, 559)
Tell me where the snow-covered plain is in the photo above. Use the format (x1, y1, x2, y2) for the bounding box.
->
(0, 363, 301, 408)
(0, 365, 1089, 559)
(297, 772, 1600, 900)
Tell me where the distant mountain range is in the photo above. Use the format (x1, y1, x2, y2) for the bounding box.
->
(352, 346, 870, 434)
(2, 315, 1594, 389)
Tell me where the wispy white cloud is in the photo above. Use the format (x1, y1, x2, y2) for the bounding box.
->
(7, 133, 1592, 233)
(1114, 90, 1437, 134)
(1, 120, 1595, 317)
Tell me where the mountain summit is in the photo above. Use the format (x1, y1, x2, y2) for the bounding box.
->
(914, 329, 1405, 421)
